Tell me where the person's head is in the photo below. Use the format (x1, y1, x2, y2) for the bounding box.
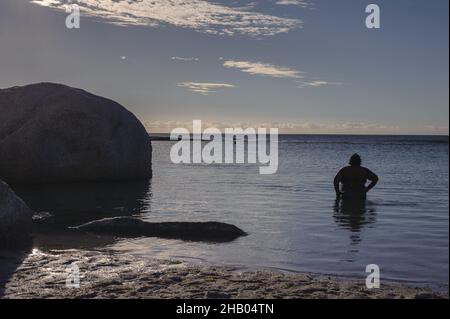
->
(349, 153, 362, 166)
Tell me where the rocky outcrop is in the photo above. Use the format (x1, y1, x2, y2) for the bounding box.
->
(73, 217, 247, 242)
(0, 83, 152, 184)
(0, 180, 33, 246)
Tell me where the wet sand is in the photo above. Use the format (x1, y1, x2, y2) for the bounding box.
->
(1, 250, 447, 299)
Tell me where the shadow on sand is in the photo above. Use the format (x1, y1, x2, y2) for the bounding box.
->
(0, 244, 32, 298)
(333, 198, 377, 245)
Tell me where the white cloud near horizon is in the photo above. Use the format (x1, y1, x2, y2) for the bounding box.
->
(142, 120, 432, 134)
(31, 0, 302, 37)
(177, 82, 235, 95)
(141, 119, 392, 131)
(223, 60, 304, 79)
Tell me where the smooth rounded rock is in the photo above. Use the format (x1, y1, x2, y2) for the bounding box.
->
(0, 83, 152, 184)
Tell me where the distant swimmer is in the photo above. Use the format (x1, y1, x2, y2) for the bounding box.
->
(334, 154, 379, 200)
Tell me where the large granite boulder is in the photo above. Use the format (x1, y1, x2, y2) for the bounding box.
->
(0, 180, 33, 245)
(0, 83, 152, 184)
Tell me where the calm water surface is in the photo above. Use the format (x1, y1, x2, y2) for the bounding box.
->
(22, 135, 449, 287)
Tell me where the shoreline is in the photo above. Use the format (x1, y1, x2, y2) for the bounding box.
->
(1, 250, 447, 299)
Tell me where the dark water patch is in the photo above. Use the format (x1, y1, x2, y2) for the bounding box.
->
(12, 181, 151, 250)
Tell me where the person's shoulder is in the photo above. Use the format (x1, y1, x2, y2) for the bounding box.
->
(335, 166, 348, 177)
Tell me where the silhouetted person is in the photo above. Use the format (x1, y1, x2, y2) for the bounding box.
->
(334, 154, 378, 201)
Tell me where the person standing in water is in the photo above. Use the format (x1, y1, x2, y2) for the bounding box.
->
(334, 154, 379, 200)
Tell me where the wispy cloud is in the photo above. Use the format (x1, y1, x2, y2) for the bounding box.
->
(178, 82, 235, 95)
(31, 0, 302, 37)
(223, 60, 304, 79)
(275, 0, 311, 8)
(222, 60, 343, 89)
(298, 80, 343, 88)
(171, 57, 199, 62)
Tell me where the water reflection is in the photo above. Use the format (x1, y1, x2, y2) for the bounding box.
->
(12, 181, 152, 250)
(333, 199, 377, 245)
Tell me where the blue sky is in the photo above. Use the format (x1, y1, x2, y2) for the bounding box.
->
(0, 0, 448, 134)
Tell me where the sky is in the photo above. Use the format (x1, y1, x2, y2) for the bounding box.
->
(0, 0, 448, 134)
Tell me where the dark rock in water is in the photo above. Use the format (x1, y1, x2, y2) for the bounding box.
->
(0, 180, 33, 246)
(73, 217, 247, 243)
(0, 83, 152, 184)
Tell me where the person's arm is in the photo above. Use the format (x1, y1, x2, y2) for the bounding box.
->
(334, 169, 343, 198)
(365, 169, 379, 193)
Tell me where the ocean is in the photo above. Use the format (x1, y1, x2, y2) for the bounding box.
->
(18, 135, 449, 289)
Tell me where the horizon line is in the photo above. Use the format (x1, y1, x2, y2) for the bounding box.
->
(148, 132, 450, 137)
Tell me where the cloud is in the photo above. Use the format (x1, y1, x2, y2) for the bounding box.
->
(223, 60, 304, 79)
(261, 122, 396, 131)
(424, 125, 449, 133)
(171, 57, 199, 62)
(339, 122, 399, 131)
(222, 60, 343, 88)
(177, 82, 235, 95)
(31, 0, 302, 37)
(141, 119, 403, 133)
(275, 0, 311, 8)
(298, 80, 343, 88)
(302, 80, 328, 87)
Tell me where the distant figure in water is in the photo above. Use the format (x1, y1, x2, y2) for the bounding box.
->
(334, 154, 378, 201)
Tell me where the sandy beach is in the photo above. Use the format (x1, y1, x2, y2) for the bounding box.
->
(1, 250, 446, 299)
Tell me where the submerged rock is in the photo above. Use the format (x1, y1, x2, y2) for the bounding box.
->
(73, 217, 247, 242)
(0, 83, 152, 184)
(0, 180, 33, 246)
